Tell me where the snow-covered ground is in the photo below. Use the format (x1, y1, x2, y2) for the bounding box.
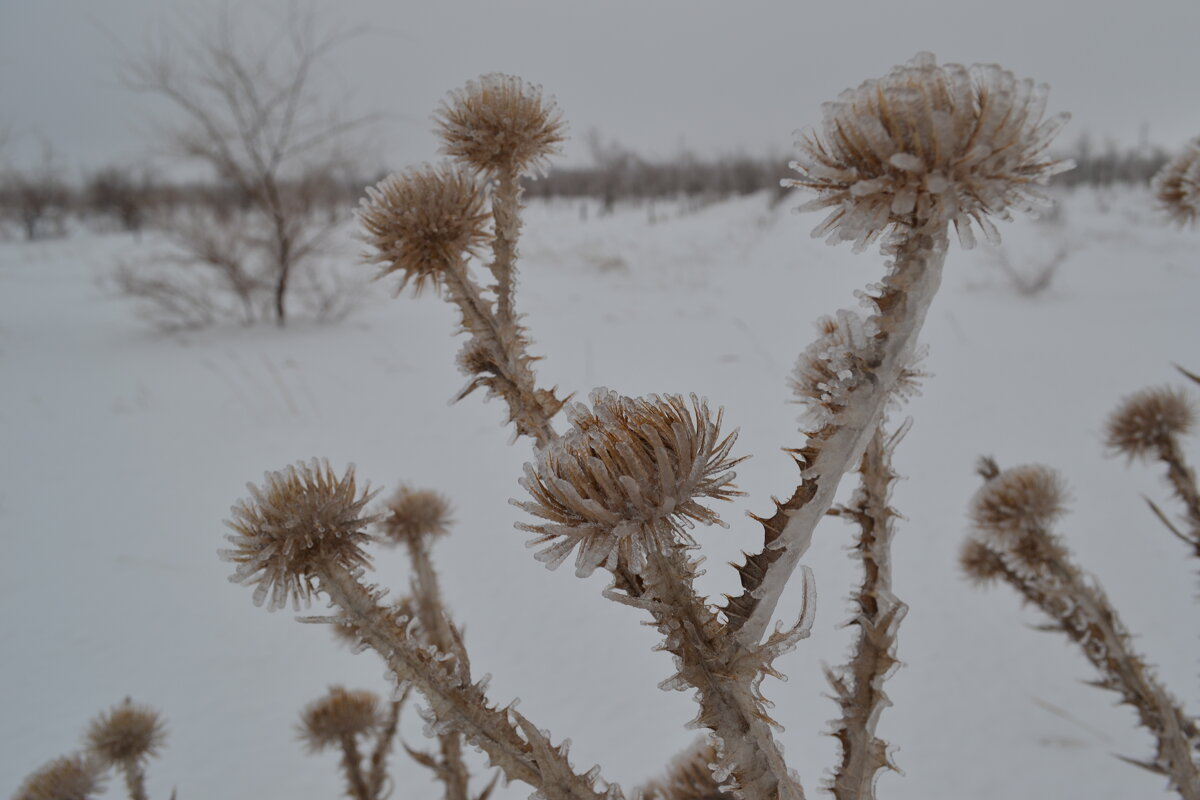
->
(3, 186, 1197, 799)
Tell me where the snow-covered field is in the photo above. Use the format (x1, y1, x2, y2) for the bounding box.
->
(3, 186, 1197, 799)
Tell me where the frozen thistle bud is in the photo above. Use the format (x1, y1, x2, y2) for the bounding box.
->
(959, 538, 1007, 586)
(378, 486, 453, 545)
(83, 698, 166, 767)
(1152, 139, 1200, 227)
(513, 389, 746, 577)
(298, 687, 382, 752)
(14, 755, 106, 800)
(641, 742, 723, 800)
(1105, 386, 1195, 460)
(786, 52, 1072, 251)
(970, 464, 1068, 538)
(223, 459, 379, 611)
(436, 73, 566, 177)
(358, 163, 490, 294)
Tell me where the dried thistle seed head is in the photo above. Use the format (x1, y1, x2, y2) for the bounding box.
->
(223, 459, 379, 611)
(1105, 386, 1195, 460)
(786, 52, 1072, 251)
(14, 755, 106, 800)
(641, 741, 723, 800)
(435, 73, 566, 176)
(970, 464, 1068, 537)
(959, 538, 1007, 586)
(83, 698, 166, 767)
(358, 163, 490, 294)
(1153, 139, 1200, 227)
(378, 486, 453, 545)
(298, 687, 382, 752)
(513, 388, 746, 577)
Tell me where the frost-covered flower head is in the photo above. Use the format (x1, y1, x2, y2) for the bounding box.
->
(378, 486, 453, 545)
(84, 699, 166, 767)
(436, 73, 566, 177)
(298, 687, 381, 752)
(513, 389, 745, 577)
(14, 755, 106, 800)
(1105, 386, 1194, 460)
(358, 163, 490, 294)
(223, 460, 379, 611)
(786, 52, 1073, 251)
(1152, 139, 1200, 227)
(970, 464, 1068, 538)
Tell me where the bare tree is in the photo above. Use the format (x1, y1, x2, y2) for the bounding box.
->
(120, 6, 370, 327)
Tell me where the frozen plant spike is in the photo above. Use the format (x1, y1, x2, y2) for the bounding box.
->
(785, 52, 1073, 251)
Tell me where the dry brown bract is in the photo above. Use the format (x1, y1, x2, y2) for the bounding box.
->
(223, 459, 379, 611)
(640, 742, 724, 800)
(299, 687, 382, 752)
(359, 164, 491, 294)
(1153, 139, 1200, 227)
(436, 74, 566, 177)
(786, 52, 1072, 251)
(1105, 386, 1195, 460)
(379, 486, 453, 544)
(14, 755, 106, 800)
(514, 389, 745, 577)
(969, 464, 1068, 537)
(84, 699, 166, 766)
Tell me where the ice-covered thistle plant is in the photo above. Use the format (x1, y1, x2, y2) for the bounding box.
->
(215, 58, 1076, 800)
(1153, 138, 1200, 227)
(962, 457, 1200, 798)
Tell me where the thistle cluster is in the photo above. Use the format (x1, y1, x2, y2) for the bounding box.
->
(378, 486, 453, 545)
(786, 52, 1072, 250)
(84, 699, 166, 769)
(13, 755, 106, 800)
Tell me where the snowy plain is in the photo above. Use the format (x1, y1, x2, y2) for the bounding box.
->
(2, 186, 1198, 800)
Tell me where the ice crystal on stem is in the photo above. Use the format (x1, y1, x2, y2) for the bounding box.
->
(786, 52, 1073, 251)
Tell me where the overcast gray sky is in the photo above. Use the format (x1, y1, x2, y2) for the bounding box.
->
(2, 0, 1198, 176)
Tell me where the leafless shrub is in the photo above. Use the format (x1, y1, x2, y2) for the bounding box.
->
(117, 6, 372, 328)
(1, 141, 70, 241)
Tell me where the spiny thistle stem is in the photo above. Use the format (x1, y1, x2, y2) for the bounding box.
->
(340, 733, 372, 800)
(118, 763, 149, 800)
(316, 563, 610, 800)
(405, 534, 471, 800)
(369, 693, 407, 800)
(826, 426, 908, 800)
(443, 255, 557, 446)
(639, 543, 804, 800)
(1158, 437, 1200, 541)
(490, 166, 522, 326)
(731, 227, 946, 648)
(964, 465, 1200, 799)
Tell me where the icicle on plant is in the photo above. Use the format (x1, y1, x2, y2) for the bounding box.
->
(724, 52, 1072, 655)
(961, 458, 1200, 799)
(1152, 138, 1200, 227)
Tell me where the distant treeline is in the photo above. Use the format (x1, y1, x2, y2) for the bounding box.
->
(0, 136, 1178, 240)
